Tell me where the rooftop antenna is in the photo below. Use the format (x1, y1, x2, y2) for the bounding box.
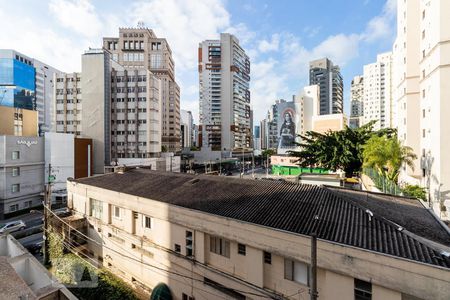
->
(137, 21, 145, 29)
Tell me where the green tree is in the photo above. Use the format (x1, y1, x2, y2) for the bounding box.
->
(289, 121, 391, 177)
(363, 134, 417, 183)
(402, 184, 427, 201)
(161, 145, 168, 152)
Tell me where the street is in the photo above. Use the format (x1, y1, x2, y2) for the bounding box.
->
(4, 210, 44, 228)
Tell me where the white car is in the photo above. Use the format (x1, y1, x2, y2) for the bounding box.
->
(0, 220, 26, 234)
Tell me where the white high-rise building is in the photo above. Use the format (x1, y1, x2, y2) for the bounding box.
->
(394, 0, 450, 218)
(363, 52, 394, 130)
(180, 109, 193, 148)
(349, 75, 364, 128)
(198, 33, 251, 151)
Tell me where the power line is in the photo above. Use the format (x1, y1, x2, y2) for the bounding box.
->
(45, 206, 285, 299)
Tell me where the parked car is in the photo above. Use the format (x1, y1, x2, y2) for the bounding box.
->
(0, 220, 26, 234)
(25, 241, 43, 255)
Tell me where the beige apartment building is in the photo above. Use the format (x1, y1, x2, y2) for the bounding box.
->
(103, 28, 181, 152)
(65, 169, 450, 300)
(394, 0, 450, 217)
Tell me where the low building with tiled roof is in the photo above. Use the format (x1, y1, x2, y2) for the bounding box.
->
(65, 169, 450, 300)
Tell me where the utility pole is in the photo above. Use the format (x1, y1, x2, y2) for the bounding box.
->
(310, 234, 318, 300)
(43, 163, 52, 266)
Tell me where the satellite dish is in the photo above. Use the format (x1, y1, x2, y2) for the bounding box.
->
(111, 161, 117, 166)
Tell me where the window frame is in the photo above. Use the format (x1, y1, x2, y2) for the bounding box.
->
(143, 215, 152, 229)
(284, 258, 310, 286)
(11, 184, 20, 193)
(12, 167, 20, 177)
(11, 151, 20, 160)
(113, 206, 121, 219)
(209, 235, 230, 258)
(264, 251, 272, 264)
(237, 243, 246, 256)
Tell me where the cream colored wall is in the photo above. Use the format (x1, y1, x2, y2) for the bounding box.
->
(0, 106, 15, 135)
(67, 182, 450, 300)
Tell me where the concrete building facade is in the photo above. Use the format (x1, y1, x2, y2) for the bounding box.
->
(349, 75, 364, 128)
(103, 28, 181, 152)
(54, 49, 163, 174)
(65, 170, 450, 300)
(394, 0, 450, 217)
(198, 33, 251, 151)
(309, 58, 343, 115)
(0, 136, 44, 219)
(363, 52, 394, 130)
(180, 110, 193, 149)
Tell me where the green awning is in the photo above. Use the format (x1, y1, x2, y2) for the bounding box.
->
(150, 283, 172, 300)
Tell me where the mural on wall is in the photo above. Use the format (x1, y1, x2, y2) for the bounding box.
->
(276, 101, 299, 155)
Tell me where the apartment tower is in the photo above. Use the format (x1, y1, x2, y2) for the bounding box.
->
(363, 52, 394, 130)
(349, 75, 364, 128)
(309, 58, 343, 115)
(54, 48, 162, 174)
(198, 33, 251, 151)
(103, 28, 181, 152)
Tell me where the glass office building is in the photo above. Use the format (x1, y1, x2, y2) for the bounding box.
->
(0, 52, 36, 110)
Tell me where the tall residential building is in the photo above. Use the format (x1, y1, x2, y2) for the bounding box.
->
(198, 33, 251, 151)
(362, 52, 394, 130)
(54, 49, 162, 174)
(349, 75, 364, 128)
(103, 28, 181, 152)
(66, 169, 450, 300)
(419, 0, 450, 216)
(309, 58, 343, 115)
(0, 49, 60, 135)
(180, 110, 193, 148)
(394, 0, 450, 217)
(259, 119, 268, 149)
(393, 0, 421, 183)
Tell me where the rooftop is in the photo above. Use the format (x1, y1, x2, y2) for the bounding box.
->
(73, 169, 450, 269)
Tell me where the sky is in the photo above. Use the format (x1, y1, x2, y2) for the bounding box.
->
(0, 0, 397, 124)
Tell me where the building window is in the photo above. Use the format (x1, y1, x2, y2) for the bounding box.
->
(175, 244, 181, 253)
(209, 235, 230, 258)
(238, 243, 246, 255)
(284, 258, 309, 285)
(11, 151, 20, 160)
(113, 206, 121, 219)
(422, 129, 426, 138)
(422, 89, 426, 98)
(143, 216, 152, 229)
(264, 251, 271, 264)
(10, 204, 19, 212)
(24, 200, 32, 208)
(90, 199, 103, 219)
(422, 109, 426, 118)
(355, 279, 372, 300)
(186, 231, 193, 257)
(422, 30, 425, 39)
(11, 184, 20, 193)
(12, 167, 20, 177)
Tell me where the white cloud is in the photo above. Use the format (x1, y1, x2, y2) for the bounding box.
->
(49, 0, 102, 38)
(258, 34, 280, 53)
(128, 0, 230, 72)
(362, 0, 397, 43)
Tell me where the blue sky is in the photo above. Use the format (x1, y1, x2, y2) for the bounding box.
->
(0, 0, 396, 123)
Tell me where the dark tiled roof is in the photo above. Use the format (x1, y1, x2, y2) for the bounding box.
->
(74, 170, 450, 268)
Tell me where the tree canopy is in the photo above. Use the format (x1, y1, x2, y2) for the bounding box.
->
(289, 121, 396, 177)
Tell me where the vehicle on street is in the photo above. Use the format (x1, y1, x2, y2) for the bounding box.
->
(0, 220, 26, 234)
(25, 241, 43, 255)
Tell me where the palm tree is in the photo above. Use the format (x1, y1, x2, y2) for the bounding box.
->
(363, 135, 417, 183)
